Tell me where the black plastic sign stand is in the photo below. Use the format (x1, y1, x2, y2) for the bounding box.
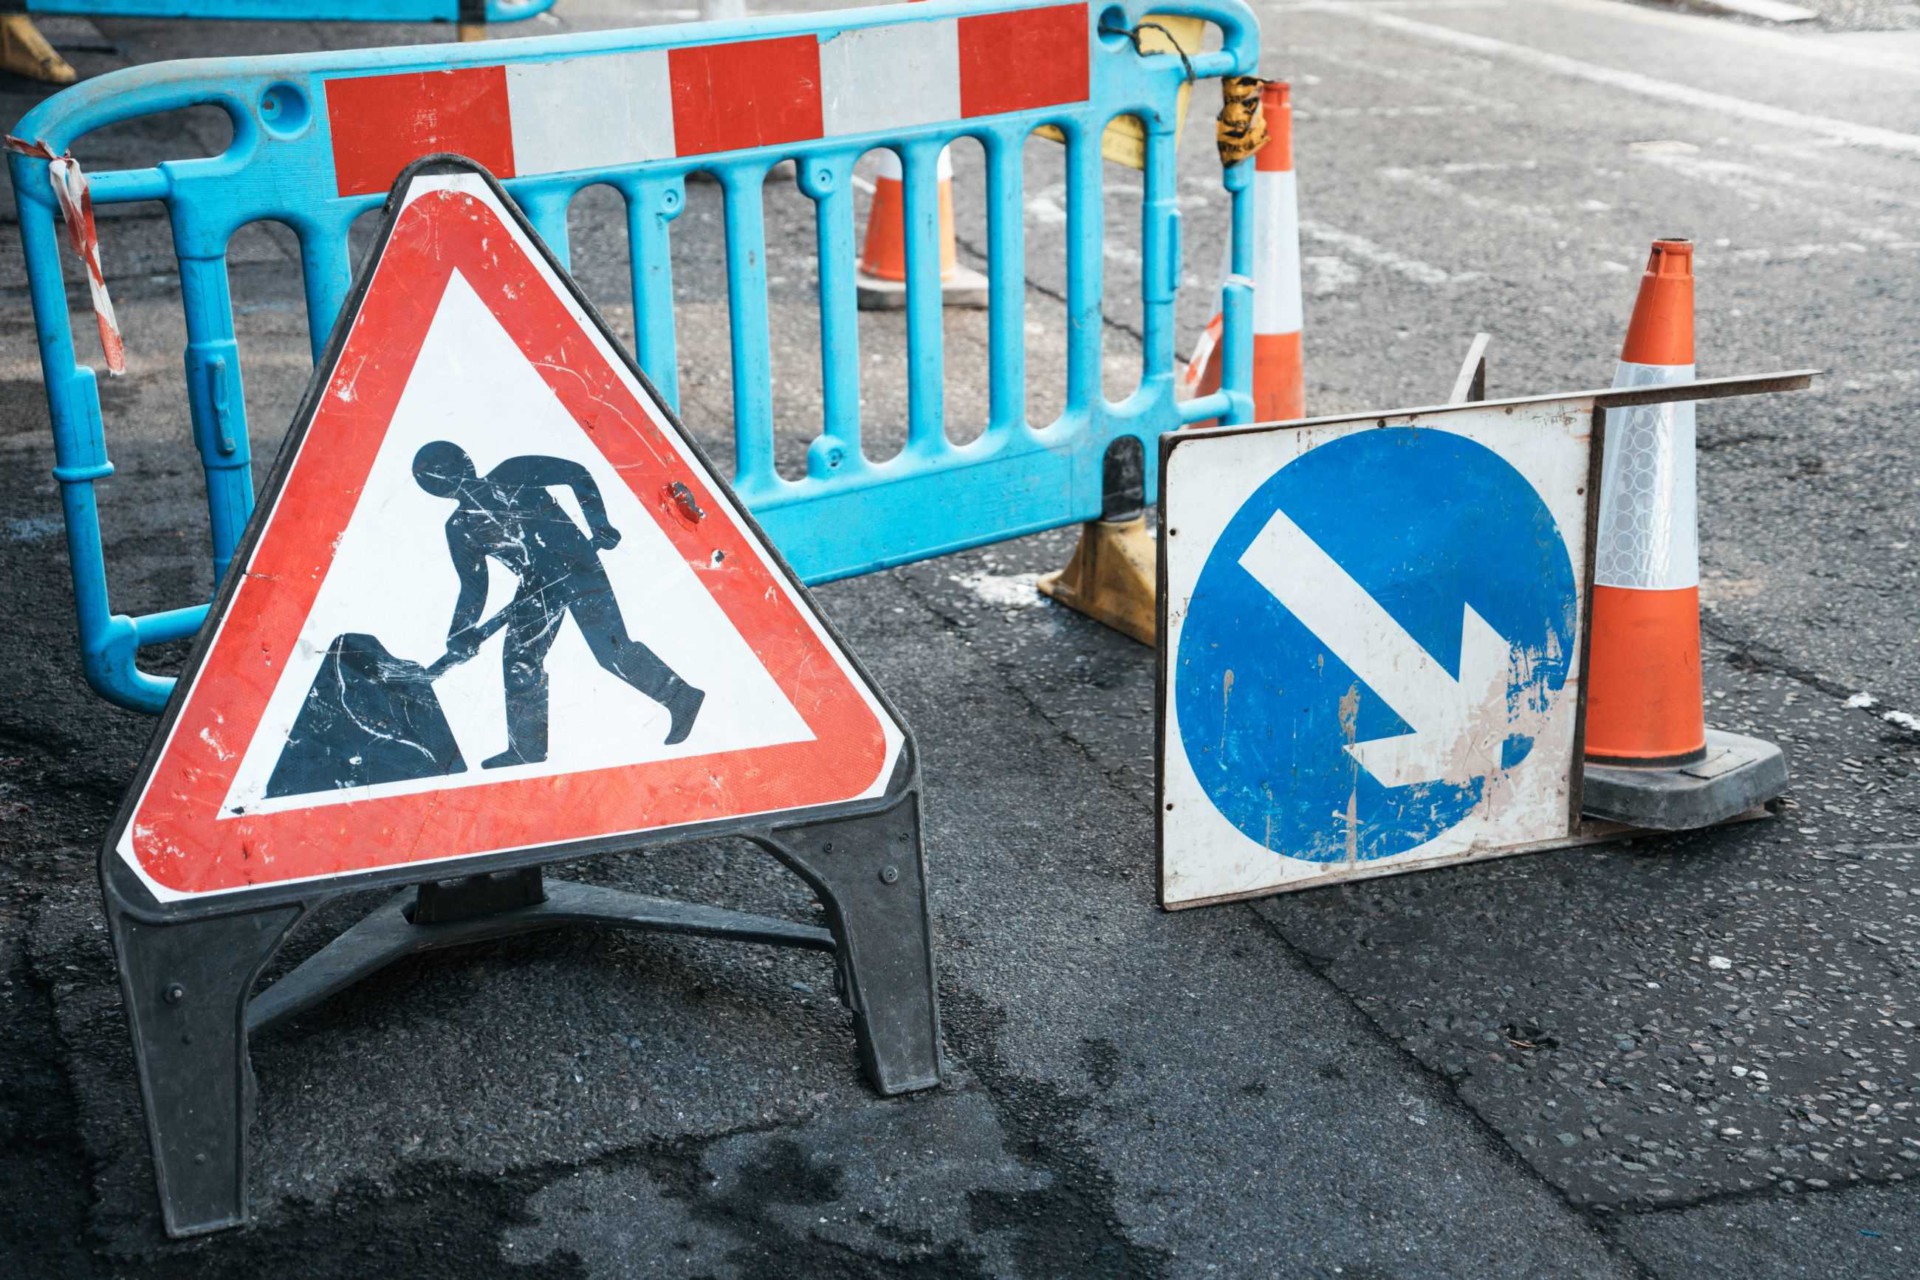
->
(98, 157, 942, 1239)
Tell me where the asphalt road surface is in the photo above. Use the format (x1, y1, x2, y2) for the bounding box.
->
(2, 1, 1919, 1276)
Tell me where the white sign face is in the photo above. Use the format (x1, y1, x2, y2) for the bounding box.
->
(220, 272, 815, 817)
(1159, 398, 1598, 906)
(114, 167, 903, 902)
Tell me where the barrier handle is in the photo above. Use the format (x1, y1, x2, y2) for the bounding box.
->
(1129, 0, 1260, 80)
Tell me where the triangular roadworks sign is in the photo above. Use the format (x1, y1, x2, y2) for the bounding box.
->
(111, 160, 904, 904)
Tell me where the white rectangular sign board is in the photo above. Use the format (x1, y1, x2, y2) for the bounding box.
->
(1158, 396, 1602, 906)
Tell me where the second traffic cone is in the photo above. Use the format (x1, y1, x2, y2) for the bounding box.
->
(856, 148, 988, 311)
(1181, 80, 1304, 425)
(1581, 238, 1787, 830)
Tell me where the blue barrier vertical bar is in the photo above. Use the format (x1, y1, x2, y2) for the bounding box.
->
(624, 174, 681, 412)
(721, 163, 776, 496)
(901, 142, 945, 457)
(298, 218, 353, 365)
(9, 153, 156, 708)
(1220, 157, 1255, 425)
(518, 185, 573, 271)
(14, 153, 140, 687)
(984, 126, 1025, 435)
(801, 151, 863, 477)
(178, 253, 255, 586)
(1140, 113, 1177, 396)
(1063, 121, 1102, 430)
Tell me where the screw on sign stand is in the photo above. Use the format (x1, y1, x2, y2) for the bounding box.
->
(100, 156, 941, 1239)
(1154, 370, 1816, 910)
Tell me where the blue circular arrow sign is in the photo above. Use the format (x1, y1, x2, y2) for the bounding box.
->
(1174, 427, 1579, 863)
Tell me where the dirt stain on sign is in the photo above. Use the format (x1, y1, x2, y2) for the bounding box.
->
(1339, 681, 1362, 864)
(1219, 667, 1235, 754)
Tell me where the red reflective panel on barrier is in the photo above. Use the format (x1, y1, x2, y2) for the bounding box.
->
(957, 2, 1090, 119)
(326, 66, 516, 197)
(668, 35, 825, 156)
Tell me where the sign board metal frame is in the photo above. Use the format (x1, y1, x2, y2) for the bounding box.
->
(1156, 371, 1814, 909)
(100, 157, 941, 1239)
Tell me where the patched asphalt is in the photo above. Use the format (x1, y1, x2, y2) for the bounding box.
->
(3, 1, 1920, 1276)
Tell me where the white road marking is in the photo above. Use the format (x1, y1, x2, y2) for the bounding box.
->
(1684, 0, 1814, 23)
(1845, 691, 1920, 735)
(1304, 254, 1362, 296)
(1298, 104, 1496, 121)
(1325, 5, 1920, 157)
(1268, 0, 1505, 9)
(1538, 0, 1920, 75)
(1634, 149, 1920, 228)
(1298, 220, 1480, 286)
(1377, 167, 1569, 232)
(1291, 43, 1518, 114)
(950, 570, 1043, 611)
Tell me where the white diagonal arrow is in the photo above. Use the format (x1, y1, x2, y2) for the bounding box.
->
(1237, 507, 1516, 789)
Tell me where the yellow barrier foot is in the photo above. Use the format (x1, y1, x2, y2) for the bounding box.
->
(1036, 515, 1158, 646)
(1, 16, 77, 85)
(458, 22, 487, 42)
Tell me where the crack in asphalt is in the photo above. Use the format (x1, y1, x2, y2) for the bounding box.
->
(888, 566, 1154, 806)
(1238, 905, 1662, 1280)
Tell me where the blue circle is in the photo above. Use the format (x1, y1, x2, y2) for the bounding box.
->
(1175, 427, 1578, 862)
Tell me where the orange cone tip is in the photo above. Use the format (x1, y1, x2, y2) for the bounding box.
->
(1619, 238, 1694, 367)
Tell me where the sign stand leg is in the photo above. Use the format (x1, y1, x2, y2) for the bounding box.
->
(758, 786, 942, 1095)
(243, 872, 841, 1037)
(105, 783, 941, 1236)
(105, 899, 305, 1238)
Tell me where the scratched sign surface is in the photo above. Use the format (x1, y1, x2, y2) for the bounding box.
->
(113, 163, 902, 903)
(1159, 399, 1598, 906)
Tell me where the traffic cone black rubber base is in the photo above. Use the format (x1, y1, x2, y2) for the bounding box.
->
(855, 264, 989, 311)
(1582, 728, 1787, 831)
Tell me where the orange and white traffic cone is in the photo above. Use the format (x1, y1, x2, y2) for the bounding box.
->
(856, 148, 988, 311)
(1182, 80, 1304, 424)
(1581, 238, 1787, 829)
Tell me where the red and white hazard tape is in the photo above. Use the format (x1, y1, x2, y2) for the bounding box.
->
(324, 2, 1092, 197)
(6, 135, 125, 377)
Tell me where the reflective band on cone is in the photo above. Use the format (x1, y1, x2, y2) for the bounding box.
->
(859, 147, 958, 284)
(1585, 239, 1707, 767)
(1250, 82, 1303, 423)
(1182, 81, 1303, 424)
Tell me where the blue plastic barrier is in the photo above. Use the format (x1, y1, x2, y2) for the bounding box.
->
(8, 1, 553, 22)
(9, 0, 1259, 713)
